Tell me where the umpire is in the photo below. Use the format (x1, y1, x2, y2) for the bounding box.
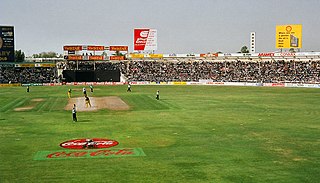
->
(72, 104, 77, 122)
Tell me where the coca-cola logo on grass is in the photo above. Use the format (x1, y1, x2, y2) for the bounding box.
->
(60, 138, 119, 149)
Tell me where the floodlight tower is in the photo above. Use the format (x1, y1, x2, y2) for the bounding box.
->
(250, 32, 256, 53)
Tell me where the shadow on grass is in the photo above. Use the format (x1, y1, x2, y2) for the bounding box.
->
(76, 119, 92, 123)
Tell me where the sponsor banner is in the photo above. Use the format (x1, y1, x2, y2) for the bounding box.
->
(21, 83, 43, 86)
(60, 138, 119, 149)
(149, 54, 163, 58)
(89, 55, 104, 60)
(110, 56, 125, 60)
(175, 54, 200, 57)
(67, 55, 83, 60)
(285, 83, 320, 88)
(87, 46, 104, 51)
(206, 82, 225, 85)
(15, 64, 35, 67)
(34, 63, 56, 67)
(276, 24, 302, 48)
(148, 81, 168, 85)
(109, 46, 128, 51)
(162, 53, 178, 57)
(218, 53, 252, 57)
(134, 28, 157, 51)
(34, 148, 146, 160)
(68, 50, 75, 55)
(274, 52, 296, 57)
(243, 82, 262, 87)
(263, 83, 285, 87)
(14, 63, 54, 67)
(63, 46, 82, 51)
(224, 82, 245, 86)
(295, 52, 320, 56)
(77, 82, 85, 85)
(132, 81, 150, 85)
(258, 52, 275, 57)
(85, 82, 95, 86)
(200, 53, 218, 57)
(96, 82, 108, 86)
(0, 83, 21, 87)
(199, 79, 213, 83)
(171, 82, 187, 85)
(0, 26, 14, 62)
(188, 82, 204, 85)
(130, 54, 144, 58)
(42, 83, 62, 86)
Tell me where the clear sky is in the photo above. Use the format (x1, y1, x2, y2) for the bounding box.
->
(1, 0, 319, 56)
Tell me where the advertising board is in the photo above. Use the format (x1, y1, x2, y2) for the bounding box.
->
(134, 28, 157, 51)
(109, 46, 128, 51)
(276, 24, 302, 48)
(0, 26, 14, 62)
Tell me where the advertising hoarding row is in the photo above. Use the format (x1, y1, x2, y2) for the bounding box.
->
(64, 45, 128, 51)
(63, 45, 107, 51)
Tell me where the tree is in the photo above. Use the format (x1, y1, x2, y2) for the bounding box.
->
(33, 51, 59, 58)
(289, 48, 296, 53)
(240, 46, 249, 53)
(14, 50, 25, 62)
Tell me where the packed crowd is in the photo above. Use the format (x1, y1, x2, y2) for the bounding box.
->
(0, 67, 58, 83)
(119, 60, 320, 83)
(1, 59, 320, 83)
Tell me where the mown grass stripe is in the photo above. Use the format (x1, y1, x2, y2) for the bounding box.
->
(5, 97, 29, 112)
(40, 97, 54, 112)
(48, 97, 59, 112)
(35, 99, 49, 112)
(1, 97, 23, 112)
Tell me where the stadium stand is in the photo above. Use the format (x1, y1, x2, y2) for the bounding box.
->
(0, 67, 58, 83)
(118, 60, 320, 83)
(1, 59, 320, 84)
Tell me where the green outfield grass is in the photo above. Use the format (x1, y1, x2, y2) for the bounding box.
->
(0, 85, 319, 183)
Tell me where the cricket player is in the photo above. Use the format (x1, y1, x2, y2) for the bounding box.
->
(26, 86, 30, 92)
(90, 85, 93, 92)
(83, 87, 87, 96)
(156, 90, 160, 100)
(72, 104, 77, 122)
(85, 96, 91, 107)
(127, 83, 131, 92)
(67, 89, 72, 98)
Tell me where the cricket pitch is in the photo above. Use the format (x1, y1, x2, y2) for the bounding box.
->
(65, 96, 130, 111)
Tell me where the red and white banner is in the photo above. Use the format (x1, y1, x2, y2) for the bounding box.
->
(134, 28, 157, 51)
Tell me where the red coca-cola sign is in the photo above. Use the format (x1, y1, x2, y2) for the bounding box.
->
(60, 138, 119, 149)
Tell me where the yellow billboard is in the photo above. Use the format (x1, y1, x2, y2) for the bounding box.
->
(276, 24, 302, 49)
(130, 54, 144, 58)
(149, 54, 163, 58)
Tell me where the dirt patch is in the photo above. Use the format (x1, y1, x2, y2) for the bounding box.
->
(31, 98, 44, 102)
(14, 106, 34, 111)
(65, 96, 130, 112)
(14, 98, 45, 111)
